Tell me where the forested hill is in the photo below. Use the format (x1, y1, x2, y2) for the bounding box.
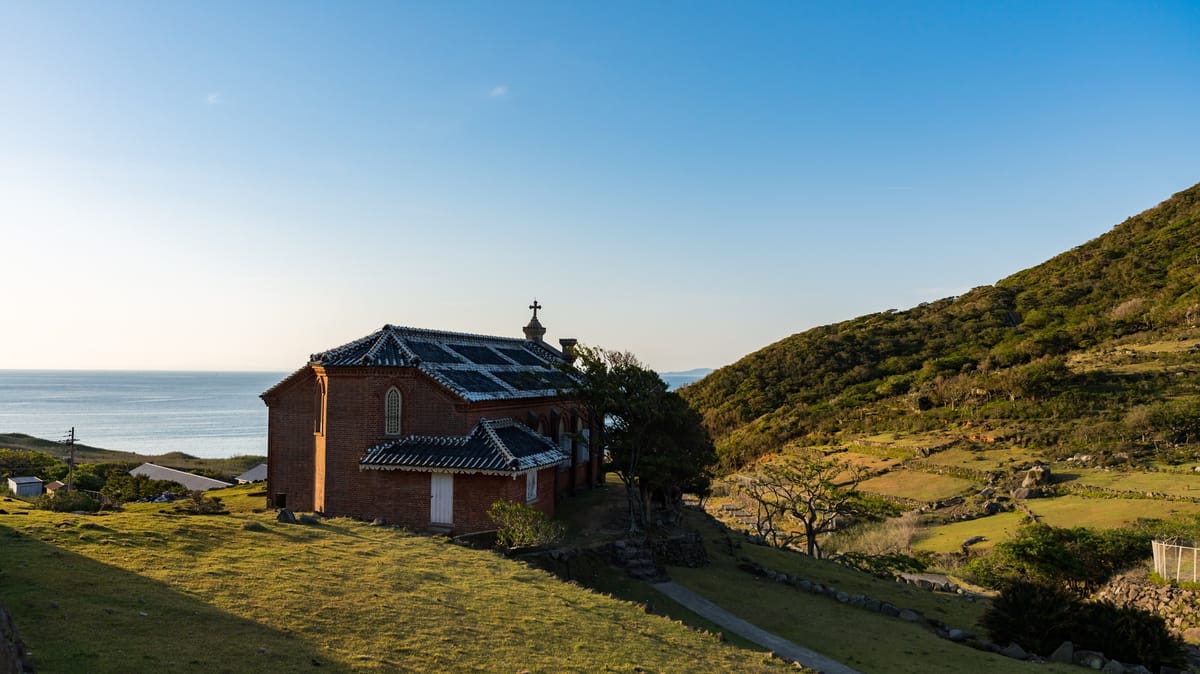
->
(681, 181, 1200, 470)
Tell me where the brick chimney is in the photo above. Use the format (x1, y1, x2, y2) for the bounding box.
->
(559, 338, 578, 364)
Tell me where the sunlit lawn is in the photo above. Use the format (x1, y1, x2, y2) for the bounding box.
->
(1027, 495, 1200, 529)
(921, 445, 1043, 472)
(0, 485, 782, 673)
(1070, 468, 1200, 498)
(912, 511, 1028, 553)
(859, 471, 977, 502)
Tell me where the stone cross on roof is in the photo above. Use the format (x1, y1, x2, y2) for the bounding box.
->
(524, 300, 546, 342)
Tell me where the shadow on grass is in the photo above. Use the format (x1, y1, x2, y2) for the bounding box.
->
(0, 522, 348, 673)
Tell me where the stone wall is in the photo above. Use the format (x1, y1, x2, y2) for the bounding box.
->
(1094, 570, 1200, 639)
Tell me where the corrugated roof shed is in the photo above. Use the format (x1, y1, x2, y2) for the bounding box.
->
(130, 463, 232, 491)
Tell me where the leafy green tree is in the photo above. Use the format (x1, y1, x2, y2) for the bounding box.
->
(0, 449, 67, 480)
(568, 346, 717, 532)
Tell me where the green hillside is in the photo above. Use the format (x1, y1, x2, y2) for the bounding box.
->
(682, 181, 1200, 469)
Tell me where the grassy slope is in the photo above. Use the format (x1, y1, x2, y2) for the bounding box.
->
(0, 485, 782, 673)
(671, 512, 1076, 674)
(682, 181, 1200, 469)
(0, 432, 264, 474)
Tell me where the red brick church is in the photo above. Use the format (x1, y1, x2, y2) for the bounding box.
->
(261, 304, 601, 533)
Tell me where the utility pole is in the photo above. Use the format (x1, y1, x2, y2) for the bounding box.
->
(61, 427, 77, 492)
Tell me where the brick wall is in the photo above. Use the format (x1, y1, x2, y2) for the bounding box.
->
(264, 364, 599, 533)
(262, 369, 317, 511)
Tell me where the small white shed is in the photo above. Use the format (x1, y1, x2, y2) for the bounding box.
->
(7, 476, 44, 498)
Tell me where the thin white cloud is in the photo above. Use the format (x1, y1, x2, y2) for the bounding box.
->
(488, 85, 508, 98)
(205, 92, 224, 105)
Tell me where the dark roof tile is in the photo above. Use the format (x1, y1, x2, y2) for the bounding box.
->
(360, 418, 565, 475)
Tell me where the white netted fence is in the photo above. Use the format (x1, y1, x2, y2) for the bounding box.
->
(1153, 539, 1200, 583)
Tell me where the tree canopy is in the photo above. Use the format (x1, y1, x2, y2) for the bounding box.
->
(568, 346, 716, 532)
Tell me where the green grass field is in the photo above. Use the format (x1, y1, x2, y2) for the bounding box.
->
(858, 471, 977, 502)
(921, 445, 1042, 473)
(0, 485, 782, 673)
(1026, 495, 1200, 529)
(911, 512, 1028, 554)
(1070, 468, 1200, 497)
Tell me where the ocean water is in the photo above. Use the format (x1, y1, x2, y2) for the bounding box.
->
(0, 370, 286, 458)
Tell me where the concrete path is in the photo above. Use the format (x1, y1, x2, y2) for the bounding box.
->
(652, 581, 863, 674)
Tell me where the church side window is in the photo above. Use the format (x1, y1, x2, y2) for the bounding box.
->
(526, 469, 538, 503)
(385, 388, 402, 435)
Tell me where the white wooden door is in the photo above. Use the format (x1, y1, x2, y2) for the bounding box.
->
(430, 473, 453, 525)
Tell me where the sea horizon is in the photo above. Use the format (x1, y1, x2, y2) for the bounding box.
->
(0, 370, 286, 459)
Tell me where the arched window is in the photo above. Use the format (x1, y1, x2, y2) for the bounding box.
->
(576, 417, 589, 462)
(385, 388, 402, 435)
(558, 416, 571, 458)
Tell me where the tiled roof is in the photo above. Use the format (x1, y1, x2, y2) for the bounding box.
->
(309, 325, 576, 402)
(360, 418, 566, 476)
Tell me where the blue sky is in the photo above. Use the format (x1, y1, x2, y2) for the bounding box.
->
(3, 1, 1198, 373)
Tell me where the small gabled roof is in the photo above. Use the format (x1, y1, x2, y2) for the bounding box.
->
(130, 463, 233, 491)
(360, 418, 566, 476)
(235, 464, 268, 483)
(305, 325, 578, 402)
(8, 476, 43, 485)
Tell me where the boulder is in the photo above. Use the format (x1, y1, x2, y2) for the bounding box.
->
(1049, 640, 1074, 664)
(276, 508, 297, 524)
(999, 643, 1028, 660)
(1100, 659, 1125, 674)
(1073, 649, 1106, 669)
(898, 609, 923, 623)
(1022, 464, 1051, 488)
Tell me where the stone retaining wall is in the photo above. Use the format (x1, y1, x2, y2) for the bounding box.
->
(1094, 570, 1200, 639)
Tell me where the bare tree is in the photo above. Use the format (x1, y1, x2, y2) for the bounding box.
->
(741, 452, 870, 558)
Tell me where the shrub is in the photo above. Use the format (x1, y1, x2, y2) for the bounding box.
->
(173, 491, 228, 515)
(35, 490, 100, 513)
(487, 500, 564, 550)
(831, 551, 927, 578)
(981, 581, 1078, 655)
(966, 523, 1150, 596)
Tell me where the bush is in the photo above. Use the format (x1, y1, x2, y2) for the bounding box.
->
(966, 523, 1149, 596)
(173, 491, 228, 515)
(982, 581, 1186, 669)
(487, 500, 564, 550)
(35, 490, 100, 513)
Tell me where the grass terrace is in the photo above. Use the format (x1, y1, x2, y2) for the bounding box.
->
(858, 471, 977, 503)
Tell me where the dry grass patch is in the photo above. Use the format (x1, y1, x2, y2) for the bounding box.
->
(859, 471, 977, 503)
